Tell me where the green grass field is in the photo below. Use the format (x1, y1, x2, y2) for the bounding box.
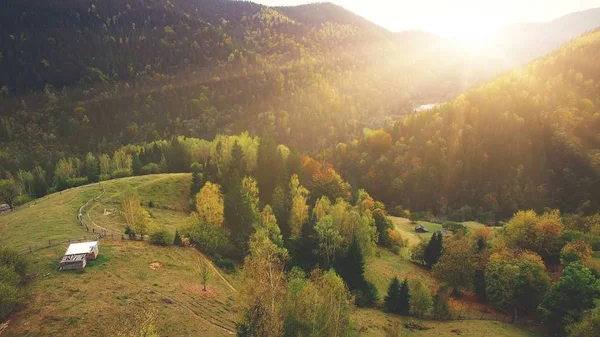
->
(352, 308, 538, 337)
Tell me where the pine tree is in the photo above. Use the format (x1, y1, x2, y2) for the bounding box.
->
(336, 236, 367, 290)
(399, 278, 411, 315)
(132, 154, 142, 176)
(384, 277, 401, 313)
(424, 231, 443, 267)
(173, 230, 183, 246)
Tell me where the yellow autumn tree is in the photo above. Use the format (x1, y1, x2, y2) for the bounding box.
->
(195, 182, 224, 228)
(288, 174, 309, 239)
(121, 188, 150, 238)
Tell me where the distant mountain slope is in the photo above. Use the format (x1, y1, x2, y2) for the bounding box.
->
(329, 29, 600, 219)
(497, 6, 600, 65)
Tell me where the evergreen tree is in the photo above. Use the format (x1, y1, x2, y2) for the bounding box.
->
(384, 277, 402, 314)
(32, 166, 48, 198)
(336, 236, 367, 290)
(173, 230, 183, 246)
(189, 162, 204, 209)
(424, 231, 443, 267)
(227, 141, 246, 187)
(271, 180, 291, 238)
(132, 154, 142, 176)
(85, 153, 99, 183)
(255, 136, 280, 205)
(399, 278, 411, 315)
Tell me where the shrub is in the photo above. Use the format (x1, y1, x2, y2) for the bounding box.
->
(111, 169, 132, 179)
(0, 283, 23, 321)
(149, 228, 173, 246)
(13, 194, 33, 206)
(354, 281, 379, 308)
(140, 163, 160, 175)
(0, 265, 21, 287)
(432, 288, 452, 320)
(442, 221, 467, 234)
(0, 246, 27, 279)
(66, 177, 88, 188)
(173, 230, 183, 246)
(99, 174, 112, 181)
(214, 256, 236, 273)
(148, 201, 155, 208)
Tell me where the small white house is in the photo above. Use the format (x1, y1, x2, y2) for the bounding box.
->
(59, 241, 99, 270)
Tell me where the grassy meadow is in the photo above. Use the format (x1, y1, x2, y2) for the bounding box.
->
(0, 174, 239, 336)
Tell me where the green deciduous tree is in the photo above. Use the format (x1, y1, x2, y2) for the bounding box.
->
(486, 249, 550, 322)
(539, 263, 600, 332)
(433, 237, 476, 294)
(410, 280, 432, 318)
(0, 178, 19, 210)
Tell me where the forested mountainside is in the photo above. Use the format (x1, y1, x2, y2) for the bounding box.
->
(2, 0, 598, 180)
(327, 29, 600, 221)
(0, 0, 417, 175)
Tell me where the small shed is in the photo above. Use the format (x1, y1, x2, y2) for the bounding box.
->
(414, 224, 429, 233)
(60, 253, 87, 270)
(59, 241, 99, 270)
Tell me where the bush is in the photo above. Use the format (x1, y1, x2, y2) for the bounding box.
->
(0, 246, 28, 279)
(66, 177, 88, 188)
(214, 255, 236, 273)
(13, 194, 33, 206)
(0, 282, 23, 321)
(0, 265, 21, 287)
(149, 228, 173, 246)
(148, 201, 155, 208)
(354, 281, 379, 308)
(111, 169, 132, 179)
(99, 174, 112, 181)
(442, 221, 467, 234)
(432, 289, 452, 320)
(141, 163, 160, 175)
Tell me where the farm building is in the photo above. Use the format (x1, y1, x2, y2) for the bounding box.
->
(414, 224, 429, 233)
(59, 241, 99, 270)
(60, 254, 87, 270)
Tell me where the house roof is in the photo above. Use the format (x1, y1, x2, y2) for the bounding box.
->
(65, 241, 98, 255)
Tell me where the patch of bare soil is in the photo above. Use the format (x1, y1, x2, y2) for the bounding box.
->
(149, 261, 163, 270)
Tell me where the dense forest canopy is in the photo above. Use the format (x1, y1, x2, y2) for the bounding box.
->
(327, 29, 600, 221)
(2, 0, 595, 180)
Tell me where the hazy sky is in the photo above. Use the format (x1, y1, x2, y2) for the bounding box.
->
(252, 0, 600, 38)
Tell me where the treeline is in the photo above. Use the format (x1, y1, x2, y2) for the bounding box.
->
(327, 29, 600, 221)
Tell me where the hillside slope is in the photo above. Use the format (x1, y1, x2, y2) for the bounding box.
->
(329, 29, 600, 219)
(0, 175, 239, 336)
